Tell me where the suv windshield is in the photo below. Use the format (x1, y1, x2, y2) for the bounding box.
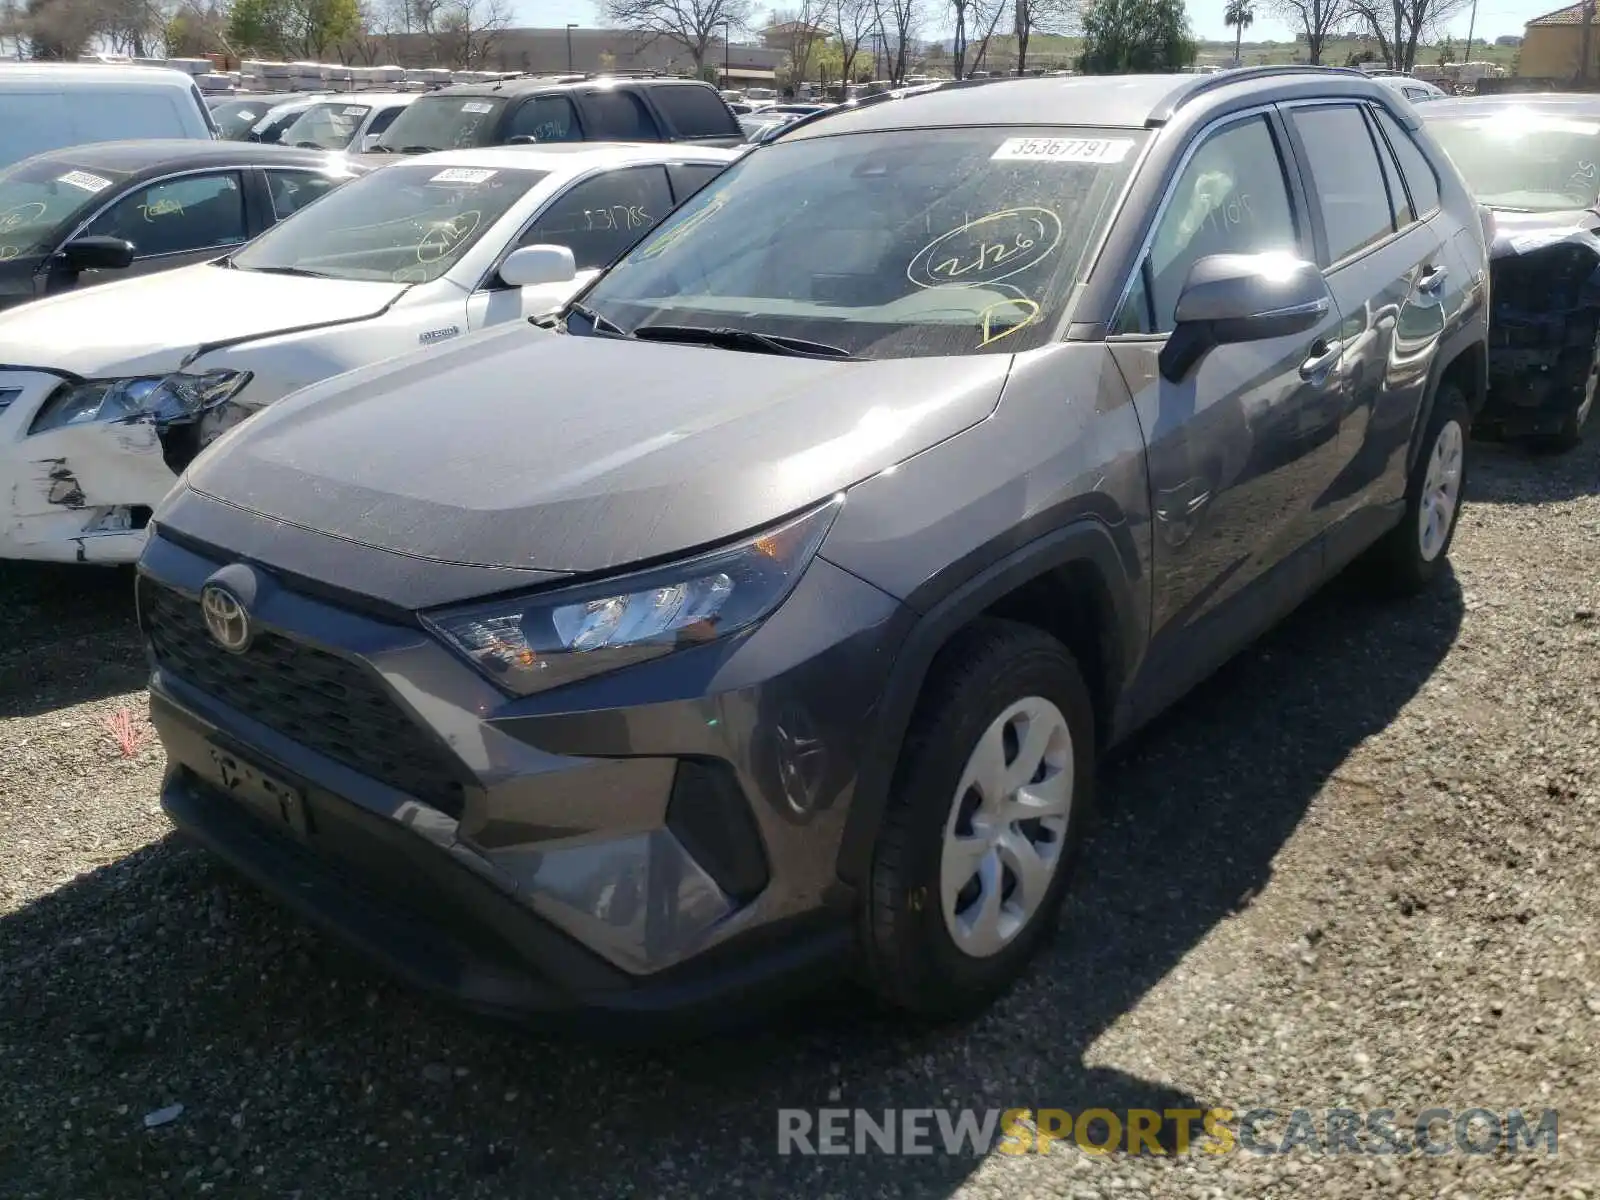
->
(375, 95, 506, 153)
(1428, 108, 1600, 211)
(231, 163, 547, 283)
(578, 126, 1146, 359)
(282, 101, 371, 150)
(0, 159, 129, 259)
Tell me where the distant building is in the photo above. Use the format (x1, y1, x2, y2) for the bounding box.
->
(1495, 34, 1524, 46)
(1519, 3, 1598, 77)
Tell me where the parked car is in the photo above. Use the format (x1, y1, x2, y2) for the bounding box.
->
(363, 74, 744, 157)
(737, 112, 800, 142)
(246, 95, 334, 145)
(1421, 93, 1600, 448)
(276, 93, 418, 153)
(207, 97, 276, 140)
(131, 68, 1488, 1025)
(1373, 74, 1448, 104)
(0, 64, 216, 170)
(0, 142, 736, 563)
(0, 139, 364, 313)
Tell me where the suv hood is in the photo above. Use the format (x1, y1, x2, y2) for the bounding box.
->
(183, 324, 1011, 574)
(0, 264, 406, 376)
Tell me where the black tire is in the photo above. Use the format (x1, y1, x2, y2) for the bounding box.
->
(1371, 382, 1471, 595)
(861, 619, 1096, 1021)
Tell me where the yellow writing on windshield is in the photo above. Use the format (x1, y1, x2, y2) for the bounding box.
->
(978, 297, 1042, 347)
(139, 197, 184, 222)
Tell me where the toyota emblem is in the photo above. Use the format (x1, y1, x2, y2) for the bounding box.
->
(200, 583, 251, 653)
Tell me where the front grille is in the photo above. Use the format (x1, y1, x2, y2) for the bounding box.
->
(141, 579, 467, 818)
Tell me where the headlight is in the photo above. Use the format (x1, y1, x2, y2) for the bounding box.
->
(423, 500, 840, 696)
(28, 369, 252, 435)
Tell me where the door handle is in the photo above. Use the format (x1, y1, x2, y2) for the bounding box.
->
(1418, 264, 1448, 294)
(1299, 339, 1343, 380)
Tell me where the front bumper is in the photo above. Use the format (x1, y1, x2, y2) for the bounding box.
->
(0, 368, 172, 564)
(140, 523, 906, 1021)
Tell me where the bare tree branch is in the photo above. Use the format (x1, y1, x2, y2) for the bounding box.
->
(598, 0, 753, 71)
(828, 0, 872, 81)
(1267, 0, 1349, 65)
(1347, 0, 1469, 70)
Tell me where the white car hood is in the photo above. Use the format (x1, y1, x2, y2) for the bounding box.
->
(0, 264, 408, 376)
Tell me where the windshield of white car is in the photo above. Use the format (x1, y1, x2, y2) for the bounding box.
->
(0, 159, 132, 258)
(578, 126, 1146, 359)
(230, 163, 548, 283)
(1428, 109, 1600, 211)
(375, 95, 506, 153)
(282, 102, 372, 150)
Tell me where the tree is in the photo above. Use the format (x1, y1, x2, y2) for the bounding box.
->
(1347, 0, 1468, 71)
(166, 0, 229, 54)
(424, 0, 509, 66)
(1077, 0, 1194, 72)
(597, 0, 753, 72)
(767, 1, 824, 83)
(1012, 0, 1076, 75)
(1224, 0, 1252, 64)
(949, 0, 1007, 77)
(827, 0, 872, 82)
(1268, 0, 1346, 64)
(26, 0, 105, 58)
(870, 0, 922, 83)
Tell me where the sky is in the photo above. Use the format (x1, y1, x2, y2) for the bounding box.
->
(530, 0, 1556, 48)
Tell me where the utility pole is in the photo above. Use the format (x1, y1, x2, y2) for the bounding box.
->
(565, 23, 576, 72)
(1463, 0, 1477, 69)
(1582, 0, 1595, 84)
(723, 19, 730, 86)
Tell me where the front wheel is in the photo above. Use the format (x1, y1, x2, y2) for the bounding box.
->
(1370, 382, 1470, 595)
(861, 620, 1095, 1021)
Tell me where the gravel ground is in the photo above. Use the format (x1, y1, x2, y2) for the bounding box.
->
(2, 436, 1597, 1199)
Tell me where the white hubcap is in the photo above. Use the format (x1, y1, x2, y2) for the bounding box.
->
(940, 696, 1074, 959)
(1418, 419, 1464, 563)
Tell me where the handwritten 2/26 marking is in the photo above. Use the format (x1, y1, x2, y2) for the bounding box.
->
(907, 207, 1063, 290)
(0, 203, 48, 234)
(990, 137, 1135, 164)
(0, 245, 19, 263)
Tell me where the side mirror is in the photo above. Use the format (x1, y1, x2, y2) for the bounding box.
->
(505, 134, 537, 146)
(59, 236, 136, 273)
(1158, 252, 1331, 383)
(498, 244, 577, 288)
(360, 133, 382, 152)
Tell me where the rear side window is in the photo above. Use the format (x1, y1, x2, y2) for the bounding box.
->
(0, 91, 189, 167)
(652, 86, 739, 137)
(1372, 106, 1441, 216)
(367, 106, 405, 138)
(1290, 104, 1396, 263)
(1366, 108, 1413, 228)
(582, 89, 660, 141)
(506, 95, 582, 143)
(520, 165, 673, 270)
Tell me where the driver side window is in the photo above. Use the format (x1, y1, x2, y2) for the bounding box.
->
(83, 172, 246, 259)
(1126, 115, 1300, 335)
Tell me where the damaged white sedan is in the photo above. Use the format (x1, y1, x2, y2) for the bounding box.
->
(0, 142, 736, 563)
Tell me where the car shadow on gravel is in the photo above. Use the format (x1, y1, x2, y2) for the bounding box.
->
(0, 567, 1465, 1198)
(0, 563, 145, 718)
(1471, 432, 1600, 504)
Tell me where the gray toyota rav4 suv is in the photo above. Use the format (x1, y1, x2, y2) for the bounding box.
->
(137, 67, 1489, 1027)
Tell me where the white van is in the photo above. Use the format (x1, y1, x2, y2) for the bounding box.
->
(0, 64, 216, 170)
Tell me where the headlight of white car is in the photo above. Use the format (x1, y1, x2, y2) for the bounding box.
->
(27, 369, 252, 435)
(422, 501, 840, 697)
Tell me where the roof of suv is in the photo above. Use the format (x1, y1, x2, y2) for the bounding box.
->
(424, 73, 717, 100)
(781, 67, 1402, 140)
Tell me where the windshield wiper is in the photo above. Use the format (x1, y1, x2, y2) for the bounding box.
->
(366, 143, 396, 153)
(629, 324, 856, 359)
(397, 145, 437, 155)
(240, 265, 335, 279)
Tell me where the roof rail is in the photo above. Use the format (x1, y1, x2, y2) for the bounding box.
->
(1155, 63, 1370, 121)
(763, 75, 1007, 142)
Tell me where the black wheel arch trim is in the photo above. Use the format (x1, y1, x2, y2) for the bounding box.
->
(833, 516, 1142, 891)
(1408, 319, 1487, 476)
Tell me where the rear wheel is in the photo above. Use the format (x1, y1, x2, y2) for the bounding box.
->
(1370, 382, 1470, 595)
(861, 620, 1095, 1020)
